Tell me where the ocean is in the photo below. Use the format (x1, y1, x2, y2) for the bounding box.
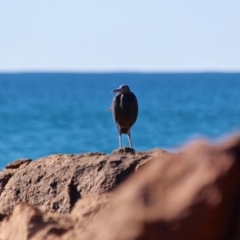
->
(0, 73, 239, 169)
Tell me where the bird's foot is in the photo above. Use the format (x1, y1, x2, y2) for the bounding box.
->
(112, 147, 135, 154)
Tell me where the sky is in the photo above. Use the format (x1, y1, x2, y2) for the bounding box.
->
(0, 1, 240, 72)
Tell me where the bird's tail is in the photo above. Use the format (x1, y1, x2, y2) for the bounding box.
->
(119, 127, 130, 134)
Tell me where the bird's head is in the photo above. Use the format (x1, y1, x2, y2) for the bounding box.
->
(113, 85, 131, 94)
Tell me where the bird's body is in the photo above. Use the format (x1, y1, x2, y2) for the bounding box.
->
(112, 85, 138, 149)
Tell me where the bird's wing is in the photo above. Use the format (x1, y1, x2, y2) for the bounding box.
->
(128, 93, 138, 124)
(121, 93, 138, 121)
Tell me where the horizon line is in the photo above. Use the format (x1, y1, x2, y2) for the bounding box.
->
(0, 70, 240, 74)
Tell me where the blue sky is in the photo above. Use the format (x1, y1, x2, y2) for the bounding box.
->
(0, 1, 239, 72)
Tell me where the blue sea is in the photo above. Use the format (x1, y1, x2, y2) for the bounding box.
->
(0, 73, 239, 169)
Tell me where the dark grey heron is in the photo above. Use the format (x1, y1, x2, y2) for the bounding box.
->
(112, 85, 138, 149)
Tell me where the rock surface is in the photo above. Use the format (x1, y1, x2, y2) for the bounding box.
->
(1, 136, 240, 240)
(0, 148, 167, 216)
(79, 137, 240, 240)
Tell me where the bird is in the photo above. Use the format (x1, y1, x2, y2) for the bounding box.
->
(111, 84, 138, 149)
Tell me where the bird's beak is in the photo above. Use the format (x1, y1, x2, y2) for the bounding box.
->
(112, 88, 121, 93)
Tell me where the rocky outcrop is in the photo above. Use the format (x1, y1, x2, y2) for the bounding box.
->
(79, 137, 240, 240)
(1, 136, 240, 240)
(0, 148, 167, 216)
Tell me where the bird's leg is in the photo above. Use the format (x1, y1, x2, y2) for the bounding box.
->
(127, 132, 133, 149)
(119, 134, 122, 149)
(118, 127, 122, 149)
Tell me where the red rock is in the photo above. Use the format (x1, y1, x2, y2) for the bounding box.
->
(1, 137, 240, 240)
(79, 137, 240, 240)
(0, 203, 72, 240)
(0, 149, 167, 215)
